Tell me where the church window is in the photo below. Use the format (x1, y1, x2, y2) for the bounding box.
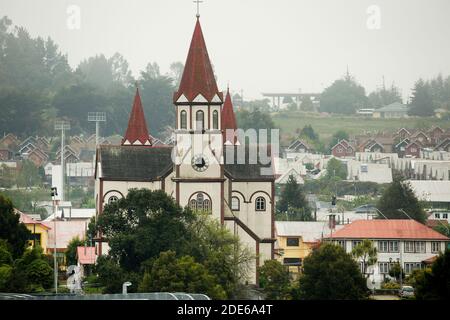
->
(190, 199, 197, 211)
(231, 197, 240, 211)
(212, 110, 219, 129)
(189, 192, 211, 213)
(180, 110, 187, 129)
(196, 110, 204, 131)
(255, 196, 266, 211)
(108, 196, 118, 204)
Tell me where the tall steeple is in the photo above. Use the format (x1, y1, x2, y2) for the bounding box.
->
(174, 18, 222, 104)
(122, 87, 152, 146)
(221, 88, 238, 145)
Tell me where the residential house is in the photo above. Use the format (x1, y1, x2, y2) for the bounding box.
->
(435, 138, 450, 152)
(325, 219, 449, 289)
(428, 126, 445, 145)
(395, 128, 411, 140)
(76, 246, 97, 277)
(331, 139, 355, 158)
(286, 139, 314, 153)
(404, 141, 422, 158)
(372, 102, 409, 118)
(56, 145, 80, 163)
(359, 140, 385, 153)
(409, 180, 450, 209)
(0, 133, 20, 150)
(275, 167, 304, 185)
(26, 148, 49, 167)
(275, 221, 344, 276)
(411, 130, 430, 146)
(394, 138, 410, 157)
(17, 210, 51, 252)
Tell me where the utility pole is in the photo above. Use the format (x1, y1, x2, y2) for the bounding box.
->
(51, 187, 58, 294)
(88, 112, 106, 148)
(55, 121, 70, 201)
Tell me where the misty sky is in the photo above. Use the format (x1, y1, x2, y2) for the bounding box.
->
(1, 0, 450, 101)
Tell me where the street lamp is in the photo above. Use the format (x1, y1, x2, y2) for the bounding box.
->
(122, 281, 132, 295)
(51, 187, 58, 294)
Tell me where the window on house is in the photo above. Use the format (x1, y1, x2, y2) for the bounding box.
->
(361, 165, 368, 173)
(415, 241, 426, 253)
(443, 213, 448, 219)
(336, 240, 346, 251)
(378, 241, 389, 252)
(212, 110, 219, 129)
(29, 233, 41, 246)
(255, 197, 266, 211)
(286, 238, 299, 247)
(404, 263, 422, 275)
(190, 199, 197, 211)
(196, 110, 204, 131)
(404, 241, 415, 253)
(180, 110, 187, 129)
(389, 241, 399, 253)
(435, 213, 441, 219)
(352, 240, 362, 249)
(283, 258, 301, 266)
(231, 197, 240, 211)
(431, 242, 441, 253)
(108, 196, 118, 204)
(379, 262, 390, 274)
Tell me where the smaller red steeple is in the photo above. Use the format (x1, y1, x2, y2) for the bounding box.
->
(122, 87, 152, 146)
(221, 88, 238, 145)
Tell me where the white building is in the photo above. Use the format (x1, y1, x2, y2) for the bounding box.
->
(346, 159, 393, 183)
(325, 219, 449, 289)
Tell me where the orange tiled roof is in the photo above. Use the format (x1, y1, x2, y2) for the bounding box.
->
(326, 219, 449, 240)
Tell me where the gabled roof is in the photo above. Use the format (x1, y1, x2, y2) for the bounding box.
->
(174, 18, 222, 104)
(435, 137, 450, 150)
(288, 139, 311, 151)
(17, 210, 51, 230)
(326, 219, 449, 240)
(221, 88, 238, 145)
(396, 127, 411, 135)
(122, 88, 152, 146)
(224, 145, 275, 180)
(395, 138, 410, 148)
(377, 102, 408, 112)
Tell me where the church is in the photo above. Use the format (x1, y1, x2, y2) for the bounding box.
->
(94, 17, 275, 283)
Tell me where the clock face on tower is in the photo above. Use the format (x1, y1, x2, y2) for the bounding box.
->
(191, 154, 209, 172)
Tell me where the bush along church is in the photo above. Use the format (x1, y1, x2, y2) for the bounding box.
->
(94, 17, 275, 283)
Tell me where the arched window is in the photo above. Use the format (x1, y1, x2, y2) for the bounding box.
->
(196, 110, 204, 131)
(231, 197, 240, 211)
(255, 196, 266, 211)
(180, 110, 187, 129)
(108, 196, 118, 204)
(212, 110, 219, 129)
(189, 192, 211, 213)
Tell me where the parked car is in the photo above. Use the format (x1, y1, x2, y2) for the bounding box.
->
(354, 204, 377, 214)
(399, 286, 415, 298)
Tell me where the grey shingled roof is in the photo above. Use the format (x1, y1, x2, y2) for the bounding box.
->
(99, 145, 274, 181)
(99, 145, 173, 181)
(224, 145, 274, 180)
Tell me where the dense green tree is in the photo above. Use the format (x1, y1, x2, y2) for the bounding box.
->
(139, 250, 227, 299)
(300, 96, 314, 111)
(16, 160, 42, 188)
(388, 261, 405, 282)
(299, 125, 318, 141)
(169, 61, 184, 87)
(320, 74, 368, 114)
(276, 175, 312, 221)
(96, 189, 195, 273)
(298, 243, 368, 300)
(9, 246, 53, 292)
(236, 108, 275, 131)
(408, 79, 434, 116)
(258, 260, 291, 299)
(414, 250, 450, 300)
(376, 174, 426, 223)
(433, 224, 450, 237)
(325, 158, 347, 180)
(65, 236, 84, 267)
(139, 63, 176, 137)
(351, 239, 377, 278)
(0, 194, 30, 259)
(94, 255, 129, 293)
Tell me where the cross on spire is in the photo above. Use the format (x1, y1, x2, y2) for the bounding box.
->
(193, 0, 203, 18)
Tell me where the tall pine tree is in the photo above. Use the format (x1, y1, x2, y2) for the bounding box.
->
(408, 79, 434, 116)
(376, 173, 426, 223)
(276, 175, 312, 221)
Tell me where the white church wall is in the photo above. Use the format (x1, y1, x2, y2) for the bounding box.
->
(178, 182, 222, 221)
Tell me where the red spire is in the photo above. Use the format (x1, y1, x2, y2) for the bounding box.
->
(174, 18, 222, 103)
(221, 88, 238, 145)
(122, 87, 152, 146)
